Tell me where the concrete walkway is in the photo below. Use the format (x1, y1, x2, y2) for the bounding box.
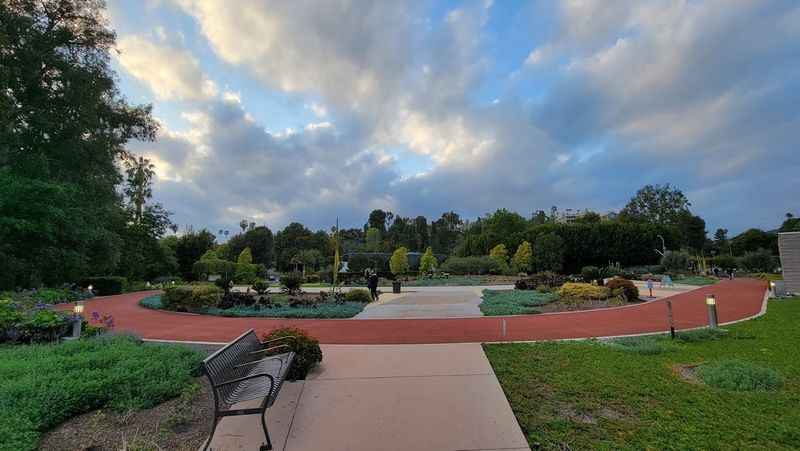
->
(355, 286, 489, 319)
(206, 344, 530, 451)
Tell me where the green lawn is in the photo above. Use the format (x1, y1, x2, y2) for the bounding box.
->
(484, 298, 800, 450)
(673, 275, 719, 286)
(140, 294, 365, 319)
(479, 289, 557, 315)
(0, 335, 203, 451)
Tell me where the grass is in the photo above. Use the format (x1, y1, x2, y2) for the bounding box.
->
(0, 334, 203, 451)
(484, 297, 800, 450)
(673, 275, 719, 286)
(140, 294, 365, 319)
(405, 276, 492, 287)
(479, 289, 557, 316)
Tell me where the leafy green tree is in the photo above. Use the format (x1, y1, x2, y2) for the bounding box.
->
(489, 244, 509, 265)
(780, 214, 800, 233)
(0, 0, 157, 288)
(532, 233, 564, 272)
(389, 247, 410, 276)
(430, 211, 463, 255)
(619, 184, 691, 225)
(123, 155, 155, 224)
(676, 212, 707, 251)
(419, 247, 437, 274)
(226, 226, 274, 267)
(368, 209, 390, 233)
(175, 230, 216, 280)
(512, 241, 533, 273)
(237, 247, 253, 265)
(574, 211, 602, 224)
(365, 227, 382, 251)
(274, 223, 329, 271)
(731, 229, 778, 256)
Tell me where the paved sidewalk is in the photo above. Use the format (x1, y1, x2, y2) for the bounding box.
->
(206, 344, 530, 451)
(355, 287, 487, 318)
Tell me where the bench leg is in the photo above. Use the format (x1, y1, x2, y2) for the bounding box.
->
(260, 409, 273, 451)
(203, 416, 219, 451)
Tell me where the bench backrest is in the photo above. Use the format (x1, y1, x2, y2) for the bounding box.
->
(202, 328, 262, 385)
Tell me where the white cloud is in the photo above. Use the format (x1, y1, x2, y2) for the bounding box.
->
(115, 35, 218, 101)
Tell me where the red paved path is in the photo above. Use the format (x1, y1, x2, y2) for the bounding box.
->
(71, 279, 767, 344)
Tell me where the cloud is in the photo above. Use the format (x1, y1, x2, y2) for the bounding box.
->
(115, 35, 218, 101)
(120, 0, 800, 234)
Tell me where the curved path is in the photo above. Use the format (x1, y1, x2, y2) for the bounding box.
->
(74, 279, 767, 344)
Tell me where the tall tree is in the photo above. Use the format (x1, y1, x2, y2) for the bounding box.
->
(175, 230, 216, 280)
(0, 0, 157, 288)
(367, 209, 389, 233)
(123, 155, 155, 223)
(619, 184, 691, 225)
(226, 226, 274, 267)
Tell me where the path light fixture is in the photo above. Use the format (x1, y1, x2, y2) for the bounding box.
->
(68, 301, 85, 339)
(770, 281, 776, 293)
(705, 294, 718, 328)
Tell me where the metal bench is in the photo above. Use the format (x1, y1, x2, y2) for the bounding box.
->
(201, 329, 296, 451)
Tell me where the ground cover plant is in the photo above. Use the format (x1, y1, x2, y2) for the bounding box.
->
(479, 289, 557, 316)
(484, 298, 800, 450)
(140, 293, 366, 319)
(0, 335, 203, 451)
(673, 275, 719, 286)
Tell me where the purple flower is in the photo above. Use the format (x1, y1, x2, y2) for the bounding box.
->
(91, 311, 100, 321)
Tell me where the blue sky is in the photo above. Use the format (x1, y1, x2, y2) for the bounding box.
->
(107, 0, 800, 236)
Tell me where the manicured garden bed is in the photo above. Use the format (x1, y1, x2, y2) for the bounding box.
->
(404, 275, 519, 287)
(484, 298, 800, 450)
(140, 294, 366, 319)
(479, 290, 557, 315)
(0, 335, 203, 451)
(673, 275, 719, 286)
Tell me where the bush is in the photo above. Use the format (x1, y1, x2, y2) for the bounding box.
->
(605, 277, 640, 302)
(696, 359, 783, 391)
(515, 271, 567, 290)
(234, 263, 259, 284)
(712, 254, 737, 270)
(661, 251, 690, 273)
(605, 336, 676, 355)
(0, 335, 203, 451)
(252, 279, 269, 295)
(261, 327, 322, 380)
(738, 249, 776, 273)
(580, 266, 602, 283)
(344, 288, 372, 303)
(281, 272, 304, 293)
(558, 282, 610, 300)
(162, 284, 222, 311)
(80, 276, 128, 296)
(440, 256, 502, 275)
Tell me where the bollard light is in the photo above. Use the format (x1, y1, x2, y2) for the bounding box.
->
(73, 301, 85, 315)
(770, 281, 776, 292)
(87, 284, 93, 293)
(705, 294, 718, 328)
(68, 301, 85, 339)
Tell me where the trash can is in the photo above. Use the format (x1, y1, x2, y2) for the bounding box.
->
(392, 281, 401, 293)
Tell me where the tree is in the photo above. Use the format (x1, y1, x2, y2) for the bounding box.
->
(0, 0, 157, 288)
(532, 233, 564, 272)
(123, 155, 155, 224)
(512, 241, 533, 273)
(237, 247, 253, 265)
(389, 247, 409, 276)
(414, 216, 429, 251)
(365, 227, 382, 251)
(175, 230, 216, 280)
(226, 226, 274, 267)
(489, 244, 509, 266)
(619, 184, 691, 225)
(430, 211, 463, 255)
(731, 229, 778, 256)
(676, 212, 706, 251)
(368, 209, 389, 233)
(574, 211, 602, 224)
(419, 247, 437, 274)
(274, 223, 328, 271)
(780, 215, 800, 233)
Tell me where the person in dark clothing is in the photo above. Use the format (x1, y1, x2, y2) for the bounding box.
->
(367, 271, 379, 302)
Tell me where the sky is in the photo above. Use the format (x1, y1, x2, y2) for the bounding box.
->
(106, 0, 800, 236)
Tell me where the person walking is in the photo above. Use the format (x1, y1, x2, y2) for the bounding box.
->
(367, 271, 379, 302)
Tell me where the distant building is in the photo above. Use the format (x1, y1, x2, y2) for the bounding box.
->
(779, 232, 800, 294)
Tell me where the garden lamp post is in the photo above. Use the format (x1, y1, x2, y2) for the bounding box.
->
(706, 294, 718, 329)
(770, 281, 776, 293)
(71, 301, 85, 339)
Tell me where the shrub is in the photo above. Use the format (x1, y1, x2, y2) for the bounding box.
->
(252, 279, 269, 295)
(661, 251, 690, 272)
(440, 256, 501, 275)
(162, 284, 221, 311)
(281, 272, 304, 293)
(344, 288, 372, 303)
(419, 247, 437, 274)
(712, 254, 737, 270)
(605, 277, 640, 302)
(532, 233, 564, 272)
(696, 359, 783, 391)
(605, 336, 675, 355)
(390, 247, 410, 276)
(261, 327, 322, 380)
(80, 276, 128, 296)
(738, 248, 776, 273)
(581, 266, 603, 283)
(558, 282, 610, 300)
(235, 263, 259, 284)
(515, 271, 567, 290)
